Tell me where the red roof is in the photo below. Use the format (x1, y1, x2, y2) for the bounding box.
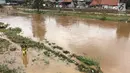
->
(90, 0, 118, 6)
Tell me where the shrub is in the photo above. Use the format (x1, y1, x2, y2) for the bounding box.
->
(100, 16, 106, 21)
(76, 56, 99, 66)
(0, 64, 17, 73)
(0, 38, 11, 54)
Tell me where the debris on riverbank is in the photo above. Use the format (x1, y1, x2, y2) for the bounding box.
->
(0, 22, 103, 73)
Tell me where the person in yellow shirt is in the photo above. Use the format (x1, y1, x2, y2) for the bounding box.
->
(22, 47, 27, 55)
(21, 45, 27, 55)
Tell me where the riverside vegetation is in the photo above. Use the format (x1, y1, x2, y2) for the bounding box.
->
(20, 9, 130, 23)
(0, 22, 103, 73)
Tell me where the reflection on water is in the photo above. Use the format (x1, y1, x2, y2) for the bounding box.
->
(56, 16, 78, 27)
(116, 23, 130, 39)
(0, 14, 130, 73)
(32, 14, 46, 41)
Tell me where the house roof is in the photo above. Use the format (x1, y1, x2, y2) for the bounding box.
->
(90, 0, 118, 6)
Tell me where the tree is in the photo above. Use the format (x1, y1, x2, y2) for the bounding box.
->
(23, 0, 45, 12)
(24, 0, 32, 7)
(32, 0, 44, 12)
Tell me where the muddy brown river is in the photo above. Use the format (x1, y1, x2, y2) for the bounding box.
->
(0, 14, 130, 73)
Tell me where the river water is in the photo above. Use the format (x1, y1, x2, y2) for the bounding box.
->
(0, 14, 130, 73)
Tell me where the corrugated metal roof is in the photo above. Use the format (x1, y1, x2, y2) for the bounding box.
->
(91, 0, 118, 6)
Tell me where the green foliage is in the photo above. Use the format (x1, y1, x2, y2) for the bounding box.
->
(7, 27, 22, 34)
(63, 50, 70, 54)
(0, 64, 17, 73)
(0, 38, 10, 48)
(0, 27, 39, 49)
(0, 38, 11, 54)
(32, 0, 44, 12)
(5, 59, 16, 64)
(100, 16, 106, 20)
(43, 59, 50, 65)
(23, 0, 32, 7)
(76, 56, 99, 66)
(24, 10, 46, 14)
(99, 12, 107, 20)
(10, 27, 22, 33)
(44, 51, 51, 57)
(52, 46, 63, 50)
(0, 22, 9, 29)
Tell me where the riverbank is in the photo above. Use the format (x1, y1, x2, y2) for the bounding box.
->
(0, 22, 102, 73)
(17, 8, 130, 23)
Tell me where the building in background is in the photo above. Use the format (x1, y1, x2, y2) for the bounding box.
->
(76, 0, 92, 8)
(90, 0, 130, 10)
(90, 0, 118, 9)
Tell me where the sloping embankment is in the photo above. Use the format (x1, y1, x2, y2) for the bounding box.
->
(0, 22, 103, 73)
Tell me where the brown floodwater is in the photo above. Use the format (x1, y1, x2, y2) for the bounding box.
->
(0, 14, 130, 73)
